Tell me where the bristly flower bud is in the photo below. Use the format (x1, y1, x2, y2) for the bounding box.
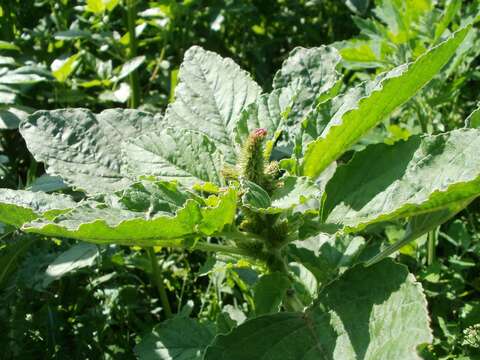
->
(238, 128, 268, 186)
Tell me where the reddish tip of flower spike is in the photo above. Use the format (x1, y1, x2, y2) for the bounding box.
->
(252, 128, 267, 138)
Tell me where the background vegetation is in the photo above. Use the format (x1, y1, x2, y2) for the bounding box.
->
(0, 0, 479, 359)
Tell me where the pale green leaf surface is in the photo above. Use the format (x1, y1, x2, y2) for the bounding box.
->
(23, 190, 236, 245)
(324, 129, 480, 232)
(135, 316, 214, 360)
(236, 47, 342, 146)
(301, 25, 470, 179)
(124, 127, 224, 186)
(165, 46, 261, 163)
(0, 189, 75, 227)
(241, 177, 321, 214)
(43, 242, 99, 287)
(253, 272, 291, 316)
(205, 260, 432, 360)
(20, 109, 161, 194)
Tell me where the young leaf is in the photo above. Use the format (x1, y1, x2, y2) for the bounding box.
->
(124, 127, 224, 186)
(242, 177, 322, 214)
(0, 189, 75, 227)
(301, 25, 471, 179)
(205, 260, 432, 360)
(20, 109, 161, 194)
(236, 46, 342, 145)
(135, 316, 214, 360)
(165, 46, 261, 163)
(323, 129, 480, 232)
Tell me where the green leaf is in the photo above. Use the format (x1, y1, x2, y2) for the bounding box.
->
(23, 189, 237, 245)
(242, 177, 321, 214)
(0, 41, 20, 51)
(205, 260, 432, 360)
(116, 55, 146, 81)
(199, 189, 237, 236)
(165, 46, 261, 163)
(301, 25, 471, 179)
(323, 129, 480, 232)
(365, 203, 469, 267)
(43, 242, 99, 287)
(20, 109, 160, 194)
(288, 234, 365, 286)
(0, 189, 75, 227)
(236, 46, 342, 145)
(466, 104, 480, 128)
(124, 127, 224, 186)
(253, 272, 291, 315)
(135, 316, 214, 360)
(52, 53, 80, 82)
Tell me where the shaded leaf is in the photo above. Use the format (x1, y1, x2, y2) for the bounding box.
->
(135, 316, 214, 360)
(253, 272, 291, 315)
(205, 260, 432, 360)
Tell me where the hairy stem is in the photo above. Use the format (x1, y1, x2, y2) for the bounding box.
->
(147, 247, 173, 318)
(126, 0, 140, 108)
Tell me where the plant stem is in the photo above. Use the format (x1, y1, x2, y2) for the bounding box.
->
(126, 0, 140, 108)
(146, 247, 172, 318)
(427, 229, 437, 266)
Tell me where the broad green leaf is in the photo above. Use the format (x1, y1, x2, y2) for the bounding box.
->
(115, 180, 190, 214)
(20, 109, 160, 194)
(43, 242, 99, 287)
(165, 46, 261, 163)
(135, 316, 214, 360)
(23, 189, 237, 245)
(288, 234, 365, 286)
(242, 177, 322, 214)
(253, 272, 291, 315)
(124, 127, 224, 186)
(199, 189, 237, 235)
(301, 25, 470, 179)
(323, 129, 480, 232)
(205, 260, 432, 360)
(236, 46, 342, 145)
(0, 189, 75, 227)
